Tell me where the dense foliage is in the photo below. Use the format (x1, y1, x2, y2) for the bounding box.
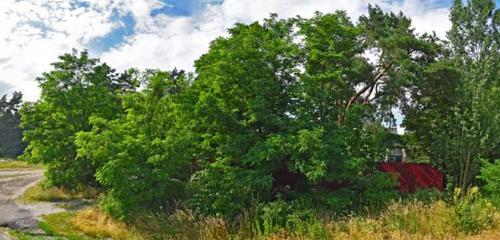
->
(479, 159, 500, 206)
(19, 0, 499, 223)
(20, 50, 137, 188)
(0, 92, 24, 157)
(76, 70, 192, 218)
(403, 0, 500, 191)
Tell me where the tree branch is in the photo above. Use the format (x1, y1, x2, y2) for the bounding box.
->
(346, 63, 392, 109)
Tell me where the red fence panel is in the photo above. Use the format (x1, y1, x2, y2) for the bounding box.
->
(378, 163, 444, 193)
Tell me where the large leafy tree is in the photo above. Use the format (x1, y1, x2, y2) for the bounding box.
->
(186, 17, 300, 216)
(20, 50, 137, 188)
(185, 8, 435, 216)
(16, 6, 459, 219)
(404, 0, 500, 191)
(76, 70, 192, 218)
(0, 92, 24, 157)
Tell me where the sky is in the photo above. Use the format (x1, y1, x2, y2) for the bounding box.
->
(1, 0, 498, 103)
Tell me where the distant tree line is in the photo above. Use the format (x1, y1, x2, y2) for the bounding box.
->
(0, 92, 24, 158)
(19, 0, 499, 220)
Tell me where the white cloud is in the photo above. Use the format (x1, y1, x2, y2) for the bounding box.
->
(0, 0, 164, 101)
(0, 0, 112, 101)
(103, 0, 451, 72)
(0, 0, 451, 101)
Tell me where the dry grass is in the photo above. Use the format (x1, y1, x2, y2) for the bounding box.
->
(155, 200, 499, 240)
(71, 207, 143, 240)
(39, 200, 500, 240)
(301, 200, 499, 240)
(37, 208, 142, 240)
(131, 209, 231, 240)
(17, 181, 100, 203)
(39, 212, 89, 239)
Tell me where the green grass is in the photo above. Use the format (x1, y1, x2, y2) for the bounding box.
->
(17, 182, 101, 203)
(35, 208, 142, 240)
(0, 160, 30, 169)
(0, 159, 43, 169)
(5, 229, 68, 240)
(39, 212, 91, 240)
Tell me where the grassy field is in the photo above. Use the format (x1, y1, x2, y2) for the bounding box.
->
(23, 199, 499, 240)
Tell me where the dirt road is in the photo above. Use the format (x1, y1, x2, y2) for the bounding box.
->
(0, 168, 64, 239)
(0, 170, 43, 203)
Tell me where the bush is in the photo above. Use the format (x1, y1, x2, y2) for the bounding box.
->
(255, 198, 327, 238)
(479, 159, 500, 206)
(407, 188, 444, 203)
(359, 172, 400, 208)
(187, 165, 273, 217)
(318, 188, 356, 214)
(452, 187, 496, 234)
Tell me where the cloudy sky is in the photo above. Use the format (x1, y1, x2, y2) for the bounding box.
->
(0, 0, 497, 101)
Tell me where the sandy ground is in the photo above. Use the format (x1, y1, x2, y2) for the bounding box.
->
(0, 169, 65, 239)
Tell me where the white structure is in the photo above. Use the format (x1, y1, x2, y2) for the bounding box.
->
(385, 147, 407, 163)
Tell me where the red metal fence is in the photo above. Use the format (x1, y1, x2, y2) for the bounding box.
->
(378, 163, 444, 192)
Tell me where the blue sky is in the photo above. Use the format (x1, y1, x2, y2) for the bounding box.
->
(89, 0, 224, 53)
(0, 0, 498, 102)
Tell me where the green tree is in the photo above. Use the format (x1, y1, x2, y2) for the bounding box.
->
(186, 18, 299, 216)
(20, 50, 137, 189)
(185, 9, 428, 216)
(404, 0, 500, 191)
(0, 92, 24, 158)
(76, 70, 192, 218)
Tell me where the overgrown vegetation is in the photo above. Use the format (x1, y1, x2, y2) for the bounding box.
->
(33, 196, 499, 240)
(11, 0, 500, 238)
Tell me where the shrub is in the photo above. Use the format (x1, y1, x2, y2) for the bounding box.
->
(187, 165, 273, 217)
(452, 187, 496, 234)
(407, 188, 444, 204)
(318, 188, 356, 214)
(255, 198, 326, 238)
(359, 172, 400, 208)
(479, 159, 500, 206)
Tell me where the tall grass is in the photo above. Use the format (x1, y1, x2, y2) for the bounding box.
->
(37, 187, 498, 240)
(71, 208, 143, 239)
(50, 197, 498, 240)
